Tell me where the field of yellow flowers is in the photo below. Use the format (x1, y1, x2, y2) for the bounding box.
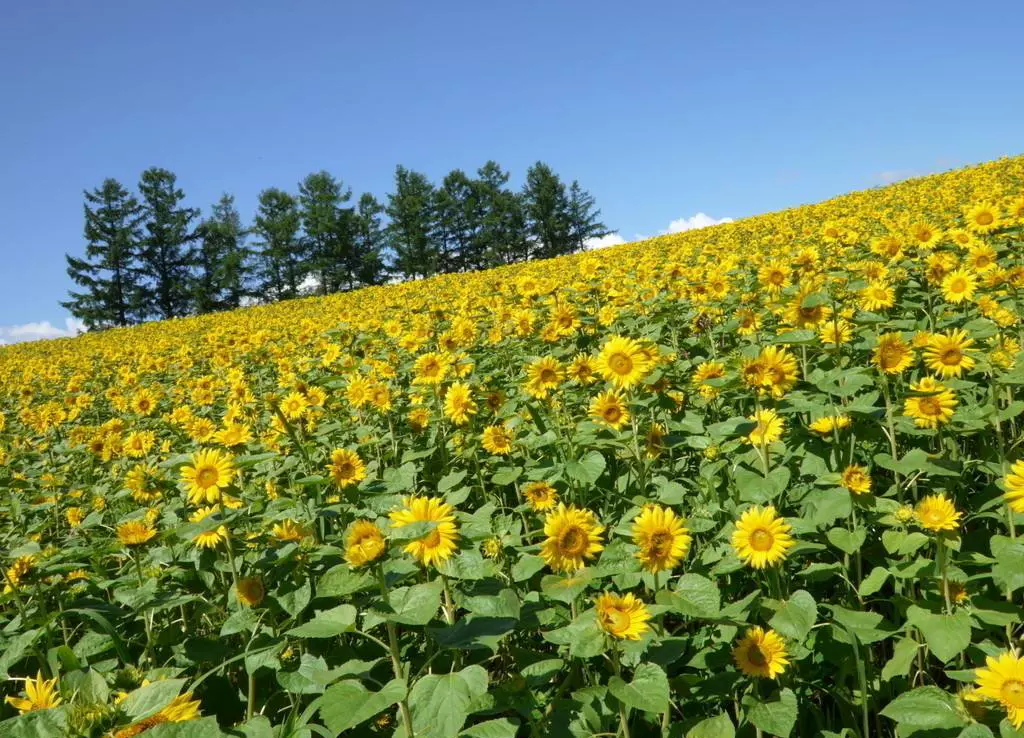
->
(3, 157, 1024, 738)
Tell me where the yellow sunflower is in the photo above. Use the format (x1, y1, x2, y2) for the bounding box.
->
(389, 496, 460, 567)
(327, 448, 367, 489)
(595, 592, 651, 640)
(481, 424, 514, 455)
(809, 414, 851, 435)
(181, 448, 235, 505)
(271, 519, 310, 543)
(732, 506, 794, 568)
(923, 329, 976, 378)
(973, 651, 1024, 728)
(840, 465, 872, 495)
(112, 693, 202, 738)
(568, 354, 597, 384)
(236, 576, 265, 607)
(540, 503, 605, 572)
(1002, 460, 1024, 514)
(873, 333, 914, 374)
(117, 520, 157, 547)
(525, 356, 564, 396)
(747, 408, 785, 446)
(189, 506, 226, 549)
(280, 390, 309, 420)
(859, 282, 895, 312)
(915, 493, 961, 533)
(733, 627, 789, 679)
(963, 202, 1002, 234)
(345, 520, 386, 567)
(523, 481, 559, 511)
(595, 335, 654, 389)
(631, 504, 691, 573)
(941, 269, 977, 303)
(413, 352, 451, 385)
(443, 382, 477, 425)
(904, 377, 957, 428)
(589, 390, 630, 431)
(4, 671, 62, 714)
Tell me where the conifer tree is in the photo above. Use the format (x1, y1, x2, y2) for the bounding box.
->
(386, 166, 438, 280)
(193, 193, 251, 313)
(252, 188, 305, 301)
(521, 162, 572, 260)
(137, 167, 200, 319)
(298, 171, 353, 295)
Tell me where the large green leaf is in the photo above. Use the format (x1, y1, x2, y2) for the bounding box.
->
(386, 579, 443, 625)
(408, 665, 489, 738)
(686, 712, 736, 738)
(906, 607, 971, 664)
(768, 590, 816, 642)
(120, 678, 188, 720)
(608, 663, 670, 714)
(655, 573, 720, 618)
(746, 688, 798, 738)
(880, 686, 967, 729)
(286, 604, 357, 638)
(319, 678, 407, 733)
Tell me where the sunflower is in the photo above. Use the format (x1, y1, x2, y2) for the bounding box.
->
(973, 651, 1024, 728)
(915, 493, 961, 533)
(271, 519, 310, 543)
(747, 408, 785, 446)
(1002, 460, 1024, 514)
(809, 414, 851, 435)
(181, 448, 235, 505)
(3, 556, 34, 593)
(631, 504, 691, 573)
(840, 465, 872, 494)
(189, 506, 226, 549)
(758, 346, 799, 397)
(644, 422, 667, 458)
(909, 221, 942, 249)
(525, 356, 564, 395)
(904, 377, 957, 428)
(693, 360, 727, 398)
(732, 506, 794, 568)
(595, 592, 651, 640)
(345, 520, 386, 567)
(117, 520, 157, 547)
(413, 352, 451, 385)
(112, 693, 202, 738)
(443, 382, 477, 425)
(540, 503, 605, 572)
(523, 481, 559, 511)
(733, 627, 789, 679)
(873, 333, 914, 374)
(589, 390, 629, 431)
(923, 329, 976, 378)
(236, 576, 265, 607)
(595, 335, 653, 389)
(280, 391, 309, 420)
(389, 496, 460, 567)
(327, 448, 367, 489)
(4, 671, 62, 713)
(964, 202, 1002, 234)
(859, 282, 895, 312)
(819, 318, 853, 346)
(966, 244, 998, 273)
(481, 424, 514, 455)
(568, 354, 597, 384)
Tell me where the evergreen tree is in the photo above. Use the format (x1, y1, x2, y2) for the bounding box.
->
(252, 188, 305, 301)
(352, 193, 387, 287)
(433, 169, 478, 272)
(193, 193, 251, 313)
(137, 167, 200, 320)
(298, 171, 353, 295)
(473, 161, 529, 267)
(521, 162, 572, 260)
(566, 181, 611, 252)
(386, 166, 438, 280)
(61, 178, 145, 329)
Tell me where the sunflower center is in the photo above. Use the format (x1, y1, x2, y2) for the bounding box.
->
(422, 529, 442, 549)
(604, 607, 631, 633)
(749, 529, 775, 552)
(939, 348, 962, 365)
(540, 369, 557, 384)
(918, 397, 941, 416)
(747, 644, 769, 667)
(558, 526, 588, 556)
(608, 353, 633, 375)
(197, 467, 219, 487)
(337, 462, 354, 478)
(648, 531, 673, 558)
(949, 278, 966, 293)
(1001, 680, 1024, 708)
(976, 212, 994, 225)
(603, 406, 622, 423)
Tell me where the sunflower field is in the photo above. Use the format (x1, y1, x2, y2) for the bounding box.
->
(3, 158, 1024, 738)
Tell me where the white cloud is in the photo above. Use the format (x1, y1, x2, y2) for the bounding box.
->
(0, 317, 86, 345)
(661, 212, 733, 234)
(584, 232, 627, 250)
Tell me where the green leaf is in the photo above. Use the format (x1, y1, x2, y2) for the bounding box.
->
(491, 466, 522, 486)
(319, 677, 407, 733)
(959, 724, 996, 738)
(120, 678, 188, 720)
(0, 629, 41, 678)
(565, 450, 606, 484)
(318, 565, 373, 597)
(511, 554, 546, 582)
(686, 712, 736, 738)
(655, 573, 720, 618)
(460, 718, 520, 738)
(286, 604, 357, 638)
(608, 663, 669, 714)
(768, 590, 816, 642)
(907, 606, 972, 664)
(542, 610, 606, 659)
(880, 686, 966, 729)
(234, 716, 273, 738)
(541, 570, 594, 603)
(881, 637, 920, 682)
(0, 708, 70, 738)
(142, 717, 224, 737)
(439, 470, 468, 492)
(992, 537, 1024, 593)
(747, 687, 798, 738)
(408, 665, 489, 738)
(830, 605, 893, 644)
(386, 579, 443, 625)
(826, 527, 866, 554)
(858, 567, 890, 597)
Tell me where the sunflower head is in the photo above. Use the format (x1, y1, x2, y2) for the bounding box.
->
(345, 520, 386, 567)
(631, 504, 691, 573)
(733, 626, 789, 679)
(973, 651, 1024, 728)
(595, 592, 651, 640)
(540, 503, 605, 572)
(389, 496, 460, 567)
(595, 335, 653, 389)
(915, 493, 961, 533)
(731, 505, 794, 568)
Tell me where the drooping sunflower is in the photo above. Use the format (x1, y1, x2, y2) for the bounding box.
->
(732, 506, 794, 568)
(733, 627, 789, 679)
(873, 333, 914, 374)
(443, 382, 477, 425)
(540, 503, 605, 572)
(595, 335, 653, 389)
(236, 576, 265, 607)
(941, 269, 977, 303)
(915, 493, 962, 533)
(595, 592, 651, 640)
(345, 520, 386, 567)
(923, 329, 976, 378)
(644, 422, 667, 458)
(809, 414, 851, 436)
(389, 496, 460, 567)
(1002, 460, 1024, 514)
(112, 693, 202, 738)
(523, 481, 559, 511)
(589, 390, 630, 431)
(4, 671, 62, 714)
(973, 651, 1024, 728)
(840, 465, 872, 495)
(481, 424, 514, 455)
(117, 519, 157, 547)
(327, 448, 367, 489)
(904, 377, 957, 428)
(747, 408, 785, 446)
(631, 504, 691, 573)
(181, 448, 235, 505)
(271, 519, 311, 543)
(189, 506, 226, 549)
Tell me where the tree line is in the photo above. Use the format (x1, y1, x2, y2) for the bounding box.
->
(62, 162, 610, 329)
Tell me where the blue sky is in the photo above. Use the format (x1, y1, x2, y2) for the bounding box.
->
(2, 1, 1023, 341)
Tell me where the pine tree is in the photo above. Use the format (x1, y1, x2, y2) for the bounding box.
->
(298, 171, 355, 295)
(193, 194, 251, 313)
(566, 181, 611, 252)
(352, 193, 387, 287)
(473, 161, 529, 267)
(252, 188, 305, 301)
(521, 162, 572, 260)
(137, 168, 200, 320)
(386, 166, 439, 280)
(433, 169, 478, 272)
(62, 178, 146, 329)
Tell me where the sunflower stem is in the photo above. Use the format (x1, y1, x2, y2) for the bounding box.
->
(611, 641, 631, 738)
(376, 564, 415, 738)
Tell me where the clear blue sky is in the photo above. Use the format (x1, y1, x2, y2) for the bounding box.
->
(2, 1, 1023, 338)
